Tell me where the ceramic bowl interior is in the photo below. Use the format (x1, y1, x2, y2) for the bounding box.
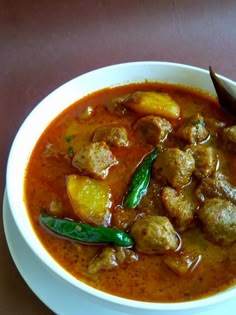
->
(6, 61, 236, 313)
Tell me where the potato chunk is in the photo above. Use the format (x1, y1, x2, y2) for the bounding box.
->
(67, 174, 111, 226)
(124, 91, 180, 119)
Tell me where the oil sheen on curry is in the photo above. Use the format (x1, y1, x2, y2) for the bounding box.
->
(24, 82, 236, 302)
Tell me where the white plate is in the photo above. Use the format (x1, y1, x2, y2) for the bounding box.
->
(3, 191, 236, 315)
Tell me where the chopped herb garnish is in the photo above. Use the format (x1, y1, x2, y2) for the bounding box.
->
(68, 146, 74, 154)
(193, 120, 205, 127)
(65, 135, 73, 143)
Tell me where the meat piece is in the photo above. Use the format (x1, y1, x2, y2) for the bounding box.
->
(163, 250, 202, 276)
(137, 180, 164, 215)
(204, 117, 226, 133)
(72, 141, 118, 179)
(130, 215, 179, 254)
(92, 126, 129, 147)
(115, 246, 139, 264)
(195, 172, 236, 204)
(198, 198, 236, 245)
(88, 247, 138, 274)
(222, 125, 236, 143)
(88, 247, 118, 274)
(134, 115, 172, 145)
(177, 114, 209, 144)
(162, 186, 195, 232)
(153, 148, 195, 189)
(186, 145, 218, 179)
(222, 125, 236, 152)
(106, 95, 129, 116)
(112, 207, 138, 230)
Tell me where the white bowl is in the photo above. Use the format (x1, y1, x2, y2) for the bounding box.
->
(6, 61, 236, 314)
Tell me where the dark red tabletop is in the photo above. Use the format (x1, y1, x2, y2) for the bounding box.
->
(1, 1, 236, 314)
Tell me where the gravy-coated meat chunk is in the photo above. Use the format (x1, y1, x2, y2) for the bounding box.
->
(137, 180, 164, 215)
(177, 114, 209, 144)
(195, 172, 236, 204)
(162, 186, 195, 232)
(153, 148, 195, 189)
(205, 117, 226, 133)
(130, 215, 178, 254)
(72, 141, 117, 179)
(106, 95, 128, 116)
(112, 207, 138, 231)
(186, 145, 218, 179)
(93, 126, 129, 147)
(222, 125, 236, 143)
(134, 115, 172, 145)
(222, 126, 236, 150)
(198, 198, 236, 245)
(88, 247, 118, 274)
(88, 247, 138, 274)
(164, 250, 202, 276)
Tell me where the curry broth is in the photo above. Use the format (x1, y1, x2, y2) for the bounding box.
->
(24, 82, 236, 302)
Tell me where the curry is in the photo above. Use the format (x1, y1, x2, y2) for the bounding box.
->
(24, 82, 236, 302)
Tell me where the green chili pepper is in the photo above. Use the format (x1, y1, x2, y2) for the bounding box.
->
(123, 148, 158, 209)
(39, 213, 133, 247)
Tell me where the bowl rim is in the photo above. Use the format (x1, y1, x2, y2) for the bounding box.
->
(6, 61, 236, 312)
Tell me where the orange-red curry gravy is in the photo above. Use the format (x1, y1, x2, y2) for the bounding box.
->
(24, 82, 236, 302)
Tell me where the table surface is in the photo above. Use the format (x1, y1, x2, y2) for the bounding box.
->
(1, 1, 236, 314)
